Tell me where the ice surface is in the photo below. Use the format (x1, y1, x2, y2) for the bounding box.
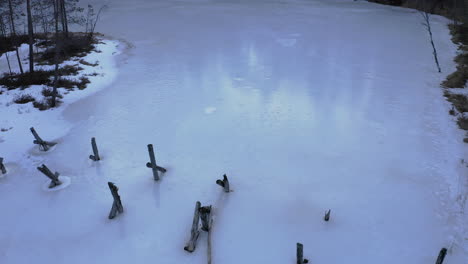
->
(0, 0, 467, 263)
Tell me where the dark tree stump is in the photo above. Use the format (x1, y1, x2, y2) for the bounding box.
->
(146, 144, 166, 181)
(324, 209, 331, 221)
(30, 127, 56, 151)
(297, 243, 309, 264)
(0, 157, 6, 174)
(108, 182, 124, 219)
(184, 201, 201, 253)
(89, 137, 101, 161)
(435, 248, 447, 264)
(216, 174, 230, 192)
(37, 164, 61, 188)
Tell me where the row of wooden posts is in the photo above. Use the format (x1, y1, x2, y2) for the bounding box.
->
(0, 127, 449, 264)
(26, 127, 165, 219)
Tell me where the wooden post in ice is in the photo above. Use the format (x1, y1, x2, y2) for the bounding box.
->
(37, 164, 61, 188)
(199, 205, 213, 264)
(30, 127, 56, 151)
(199, 205, 212, 232)
(89, 137, 101, 161)
(184, 201, 201, 253)
(435, 248, 447, 264)
(0, 157, 6, 174)
(324, 209, 331, 221)
(108, 182, 124, 219)
(296, 243, 309, 264)
(146, 144, 166, 181)
(216, 174, 230, 192)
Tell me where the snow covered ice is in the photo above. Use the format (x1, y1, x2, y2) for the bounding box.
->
(0, 0, 467, 263)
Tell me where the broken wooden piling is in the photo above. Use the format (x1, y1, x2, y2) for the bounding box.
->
(0, 157, 6, 175)
(37, 164, 61, 188)
(108, 182, 124, 219)
(200, 205, 213, 264)
(435, 248, 447, 264)
(30, 127, 56, 151)
(297, 243, 309, 264)
(184, 201, 201, 253)
(146, 144, 166, 181)
(216, 174, 230, 192)
(199, 205, 212, 232)
(89, 137, 101, 161)
(324, 209, 331, 221)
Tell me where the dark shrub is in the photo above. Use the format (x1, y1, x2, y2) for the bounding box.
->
(13, 94, 36, 104)
(457, 116, 468, 130)
(38, 34, 96, 65)
(0, 70, 52, 90)
(442, 67, 468, 88)
(445, 93, 468, 113)
(77, 76, 90, 90)
(79, 59, 99, 67)
(58, 65, 83, 76)
(33, 97, 61, 111)
(41, 87, 63, 98)
(55, 78, 79, 89)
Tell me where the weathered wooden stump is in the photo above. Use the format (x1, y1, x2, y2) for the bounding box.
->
(30, 127, 56, 151)
(216, 174, 230, 192)
(297, 243, 309, 264)
(89, 137, 101, 161)
(199, 205, 212, 232)
(324, 209, 331, 221)
(108, 182, 124, 219)
(184, 201, 201, 253)
(146, 144, 166, 181)
(435, 248, 447, 264)
(37, 164, 61, 188)
(0, 157, 6, 174)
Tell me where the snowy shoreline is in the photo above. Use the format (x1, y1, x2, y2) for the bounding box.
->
(0, 37, 126, 162)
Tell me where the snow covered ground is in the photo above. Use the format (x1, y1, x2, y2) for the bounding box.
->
(0, 0, 467, 263)
(0, 40, 121, 161)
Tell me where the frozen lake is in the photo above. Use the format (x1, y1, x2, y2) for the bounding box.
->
(1, 0, 466, 263)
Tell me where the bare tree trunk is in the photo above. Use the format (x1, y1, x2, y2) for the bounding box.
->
(5, 52, 12, 74)
(464, 0, 468, 27)
(8, 0, 24, 74)
(61, 0, 68, 38)
(38, 4, 48, 35)
(0, 16, 12, 74)
(26, 0, 34, 73)
(57, 0, 67, 38)
(421, 11, 442, 73)
(52, 0, 60, 107)
(90, 5, 106, 40)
